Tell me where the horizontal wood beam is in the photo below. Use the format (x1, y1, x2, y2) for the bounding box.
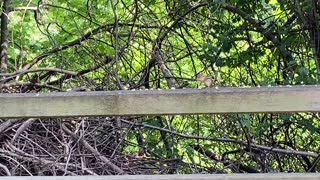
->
(0, 174, 319, 180)
(1, 85, 320, 118)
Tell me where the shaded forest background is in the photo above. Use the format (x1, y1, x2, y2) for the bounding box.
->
(0, 0, 320, 175)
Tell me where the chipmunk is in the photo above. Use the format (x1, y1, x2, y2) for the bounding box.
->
(196, 73, 214, 88)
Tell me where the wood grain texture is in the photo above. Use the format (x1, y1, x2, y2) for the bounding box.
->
(1, 85, 320, 118)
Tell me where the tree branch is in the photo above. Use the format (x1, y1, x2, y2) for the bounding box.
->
(121, 119, 319, 158)
(0, 0, 9, 74)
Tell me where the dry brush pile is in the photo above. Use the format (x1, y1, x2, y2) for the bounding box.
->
(0, 117, 192, 175)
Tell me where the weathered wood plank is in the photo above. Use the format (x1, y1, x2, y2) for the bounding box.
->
(1, 85, 320, 118)
(0, 174, 319, 180)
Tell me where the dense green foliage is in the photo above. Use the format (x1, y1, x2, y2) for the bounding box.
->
(0, 0, 320, 175)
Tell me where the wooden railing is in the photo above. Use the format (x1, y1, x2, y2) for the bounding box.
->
(1, 85, 320, 179)
(2, 85, 320, 117)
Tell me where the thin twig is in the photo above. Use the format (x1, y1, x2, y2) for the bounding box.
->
(61, 123, 126, 175)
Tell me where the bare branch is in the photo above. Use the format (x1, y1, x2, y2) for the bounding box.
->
(0, 0, 9, 74)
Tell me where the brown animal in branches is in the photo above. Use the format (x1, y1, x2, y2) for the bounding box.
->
(196, 73, 214, 88)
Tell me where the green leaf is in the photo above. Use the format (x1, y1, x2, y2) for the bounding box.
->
(222, 41, 232, 53)
(298, 67, 309, 75)
(215, 58, 225, 67)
